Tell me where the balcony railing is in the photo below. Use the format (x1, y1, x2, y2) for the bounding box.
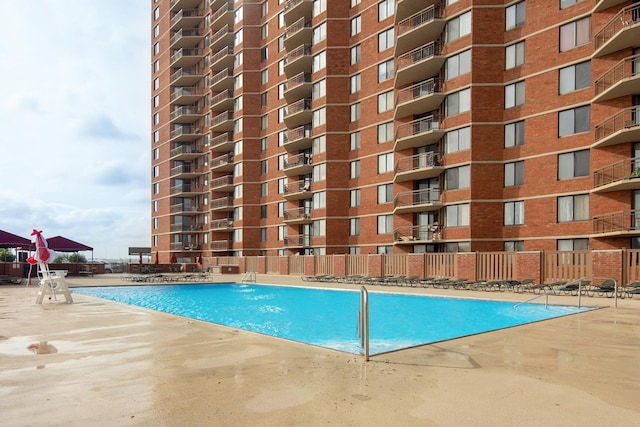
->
(284, 17, 312, 40)
(594, 54, 640, 99)
(396, 41, 442, 72)
(170, 203, 201, 214)
(210, 218, 234, 230)
(284, 179, 312, 194)
(594, 4, 640, 56)
(397, 4, 443, 36)
(210, 175, 234, 190)
(593, 210, 640, 235)
(211, 132, 234, 150)
(170, 28, 202, 45)
(285, 98, 312, 116)
(170, 86, 205, 102)
(395, 151, 442, 174)
(170, 9, 203, 27)
(170, 105, 201, 121)
(284, 153, 312, 169)
(396, 116, 441, 140)
(286, 124, 312, 143)
(284, 207, 312, 221)
(285, 44, 312, 64)
(393, 225, 440, 243)
(170, 67, 202, 84)
(283, 233, 312, 247)
(211, 153, 234, 168)
(211, 240, 230, 251)
(594, 107, 640, 147)
(593, 157, 640, 188)
(211, 197, 234, 210)
(394, 188, 441, 208)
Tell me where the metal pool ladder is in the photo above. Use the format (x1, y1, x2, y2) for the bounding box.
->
(358, 286, 370, 361)
(241, 271, 256, 283)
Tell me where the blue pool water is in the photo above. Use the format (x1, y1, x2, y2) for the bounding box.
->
(74, 284, 594, 355)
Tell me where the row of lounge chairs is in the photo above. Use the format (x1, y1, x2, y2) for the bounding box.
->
(300, 275, 640, 298)
(120, 272, 214, 283)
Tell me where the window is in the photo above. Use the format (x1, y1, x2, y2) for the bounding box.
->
(445, 88, 471, 117)
(377, 215, 393, 234)
(504, 241, 524, 251)
(505, 121, 525, 147)
(234, 52, 243, 68)
(234, 6, 243, 24)
(379, 0, 394, 21)
(312, 191, 326, 209)
(505, 201, 524, 225)
(351, 45, 361, 65)
(505, 1, 525, 30)
(153, 78, 159, 90)
(558, 150, 589, 179)
(446, 50, 471, 80)
(313, 163, 326, 181)
(261, 46, 268, 62)
(234, 29, 243, 46)
(312, 79, 326, 99)
(278, 59, 285, 75)
(378, 59, 394, 82)
(261, 159, 268, 174)
(350, 132, 361, 150)
(153, 42, 159, 55)
(153, 182, 159, 195)
(261, 182, 268, 197)
(313, 107, 326, 127)
(278, 178, 286, 194)
(445, 204, 470, 227)
(261, 69, 268, 85)
(557, 238, 588, 250)
(558, 194, 589, 222)
(504, 161, 524, 186)
(154, 7, 159, 20)
(260, 115, 268, 130)
(445, 126, 471, 153)
(153, 24, 159, 37)
(505, 41, 525, 69)
(559, 106, 590, 136)
(447, 11, 471, 42)
(446, 165, 470, 190)
(278, 35, 285, 51)
(378, 28, 394, 51)
(153, 112, 159, 125)
(313, 51, 326, 72)
(153, 130, 159, 143)
(350, 218, 360, 236)
(505, 81, 525, 108)
(378, 122, 393, 143)
(378, 91, 393, 113)
(261, 137, 267, 152)
(313, 219, 326, 237)
(313, 135, 326, 153)
(278, 83, 286, 99)
(560, 0, 583, 8)
(351, 16, 361, 36)
(313, 0, 327, 16)
(350, 103, 361, 122)
(559, 61, 590, 94)
(378, 153, 394, 173)
(351, 160, 360, 178)
(261, 92, 268, 107)
(350, 189, 361, 207)
(313, 22, 327, 44)
(378, 184, 393, 203)
(560, 17, 590, 51)
(262, 2, 268, 17)
(351, 0, 361, 6)
(351, 74, 361, 93)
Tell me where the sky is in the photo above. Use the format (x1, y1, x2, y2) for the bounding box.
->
(0, 1, 151, 260)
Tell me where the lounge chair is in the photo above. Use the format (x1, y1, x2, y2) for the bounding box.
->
(621, 282, 640, 299)
(587, 279, 617, 298)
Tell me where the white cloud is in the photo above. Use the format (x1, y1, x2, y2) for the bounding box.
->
(0, 1, 151, 259)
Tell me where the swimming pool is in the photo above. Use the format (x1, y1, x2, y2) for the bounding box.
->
(74, 283, 594, 355)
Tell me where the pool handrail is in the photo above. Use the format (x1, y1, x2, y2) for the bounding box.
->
(359, 286, 369, 361)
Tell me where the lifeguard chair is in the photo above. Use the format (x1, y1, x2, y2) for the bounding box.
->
(35, 263, 73, 304)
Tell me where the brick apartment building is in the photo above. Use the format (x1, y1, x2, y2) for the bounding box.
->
(150, 0, 640, 264)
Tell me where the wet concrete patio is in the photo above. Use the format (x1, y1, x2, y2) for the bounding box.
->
(1, 275, 639, 426)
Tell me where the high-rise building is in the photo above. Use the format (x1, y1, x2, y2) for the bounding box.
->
(151, 0, 640, 263)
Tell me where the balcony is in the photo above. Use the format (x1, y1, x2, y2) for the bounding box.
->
(210, 175, 234, 192)
(594, 0, 627, 12)
(170, 184, 201, 196)
(593, 4, 640, 57)
(211, 240, 230, 252)
(210, 2, 233, 31)
(395, 5, 445, 57)
(395, 78, 445, 120)
(592, 157, 640, 193)
(170, 0, 201, 11)
(283, 179, 313, 200)
(170, 28, 202, 49)
(395, 42, 446, 88)
(170, 223, 204, 232)
(593, 54, 640, 102)
(393, 188, 443, 214)
(284, 207, 313, 224)
(284, 0, 313, 26)
(170, 241, 202, 251)
(170, 105, 203, 123)
(210, 153, 234, 172)
(210, 47, 234, 71)
(284, 45, 312, 77)
(170, 9, 204, 30)
(593, 107, 640, 148)
(171, 86, 205, 104)
(284, 72, 312, 103)
(170, 203, 201, 215)
(170, 144, 201, 161)
(210, 218, 234, 231)
(284, 18, 312, 51)
(170, 67, 203, 86)
(283, 125, 313, 151)
(170, 48, 204, 68)
(592, 210, 640, 237)
(394, 116, 445, 151)
(394, 152, 444, 183)
(211, 132, 234, 153)
(170, 163, 201, 179)
(211, 197, 234, 211)
(393, 225, 441, 245)
(169, 125, 202, 142)
(210, 111, 234, 132)
(210, 68, 234, 91)
(210, 25, 234, 52)
(396, 0, 440, 22)
(210, 89, 234, 112)
(284, 233, 312, 248)
(283, 153, 313, 176)
(283, 98, 312, 128)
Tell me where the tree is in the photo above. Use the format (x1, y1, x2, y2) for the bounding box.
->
(68, 253, 87, 263)
(0, 248, 16, 262)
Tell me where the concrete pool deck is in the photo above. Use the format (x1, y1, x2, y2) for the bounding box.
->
(1, 274, 639, 426)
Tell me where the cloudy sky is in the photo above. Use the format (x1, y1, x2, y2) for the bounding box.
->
(0, 1, 150, 259)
